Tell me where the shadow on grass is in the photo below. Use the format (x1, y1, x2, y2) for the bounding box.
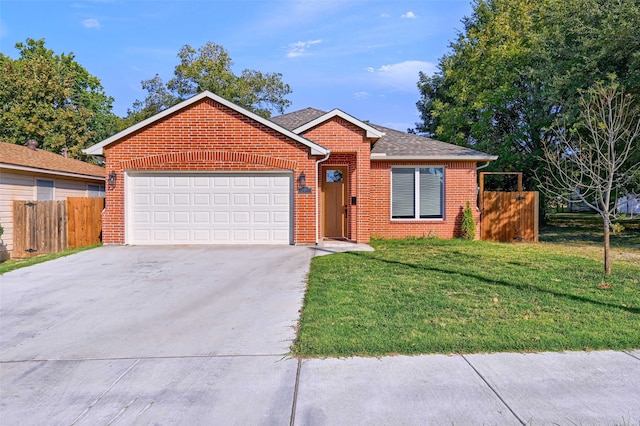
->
(344, 251, 640, 315)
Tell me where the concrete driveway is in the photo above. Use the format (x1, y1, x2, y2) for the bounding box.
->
(1, 245, 311, 424)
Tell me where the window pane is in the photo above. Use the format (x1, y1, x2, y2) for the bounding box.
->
(36, 180, 54, 201)
(88, 184, 105, 198)
(419, 168, 443, 218)
(326, 170, 343, 182)
(392, 168, 415, 218)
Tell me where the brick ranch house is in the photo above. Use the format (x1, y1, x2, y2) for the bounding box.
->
(84, 91, 496, 245)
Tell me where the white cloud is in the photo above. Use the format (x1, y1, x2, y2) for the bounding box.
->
(368, 60, 436, 92)
(286, 39, 322, 58)
(82, 18, 101, 29)
(0, 20, 7, 39)
(380, 13, 390, 18)
(401, 11, 416, 19)
(354, 91, 370, 99)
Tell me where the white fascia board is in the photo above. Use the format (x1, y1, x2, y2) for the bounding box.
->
(293, 109, 384, 139)
(1, 163, 105, 181)
(370, 154, 499, 161)
(83, 91, 329, 156)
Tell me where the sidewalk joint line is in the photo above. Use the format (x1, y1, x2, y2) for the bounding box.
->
(461, 355, 527, 425)
(623, 350, 640, 361)
(290, 358, 302, 426)
(0, 353, 286, 363)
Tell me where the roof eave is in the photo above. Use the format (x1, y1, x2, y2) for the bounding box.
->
(1, 163, 105, 181)
(370, 154, 499, 162)
(83, 91, 329, 157)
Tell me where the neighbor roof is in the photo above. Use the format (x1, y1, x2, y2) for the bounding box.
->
(84, 91, 328, 156)
(271, 109, 497, 161)
(0, 142, 105, 180)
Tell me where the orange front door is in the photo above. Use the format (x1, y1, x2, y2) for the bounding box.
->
(323, 166, 348, 238)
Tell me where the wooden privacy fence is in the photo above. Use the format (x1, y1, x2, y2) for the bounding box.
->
(480, 172, 539, 243)
(13, 198, 104, 258)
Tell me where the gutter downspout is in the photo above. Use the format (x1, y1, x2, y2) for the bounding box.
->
(476, 160, 492, 171)
(315, 151, 331, 245)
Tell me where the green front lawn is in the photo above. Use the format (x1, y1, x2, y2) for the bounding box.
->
(293, 236, 640, 357)
(0, 244, 101, 275)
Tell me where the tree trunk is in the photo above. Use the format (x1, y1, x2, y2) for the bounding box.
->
(603, 220, 611, 276)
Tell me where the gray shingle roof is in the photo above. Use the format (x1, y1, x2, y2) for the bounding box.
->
(270, 108, 496, 161)
(270, 107, 327, 130)
(369, 124, 495, 160)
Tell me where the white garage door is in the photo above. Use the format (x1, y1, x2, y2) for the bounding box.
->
(128, 173, 292, 245)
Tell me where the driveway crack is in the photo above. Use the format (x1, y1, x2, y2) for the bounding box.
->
(461, 355, 526, 425)
(70, 358, 141, 425)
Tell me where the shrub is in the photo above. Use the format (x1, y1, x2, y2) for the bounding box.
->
(460, 201, 476, 240)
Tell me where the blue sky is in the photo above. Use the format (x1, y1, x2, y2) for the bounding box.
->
(0, 0, 472, 131)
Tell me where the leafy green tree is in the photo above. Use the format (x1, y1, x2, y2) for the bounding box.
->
(0, 38, 119, 158)
(416, 0, 640, 198)
(126, 42, 292, 122)
(417, 0, 548, 190)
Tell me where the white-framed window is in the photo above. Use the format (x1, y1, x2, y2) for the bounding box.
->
(36, 179, 54, 201)
(88, 184, 105, 198)
(391, 167, 444, 219)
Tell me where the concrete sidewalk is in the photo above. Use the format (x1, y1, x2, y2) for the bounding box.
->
(2, 349, 637, 424)
(294, 350, 640, 425)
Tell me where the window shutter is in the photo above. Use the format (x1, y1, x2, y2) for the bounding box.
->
(419, 168, 443, 218)
(392, 168, 415, 218)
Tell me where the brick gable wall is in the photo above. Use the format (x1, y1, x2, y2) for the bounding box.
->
(103, 98, 318, 244)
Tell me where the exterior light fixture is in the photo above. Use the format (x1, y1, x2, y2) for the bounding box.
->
(298, 171, 311, 193)
(108, 171, 117, 188)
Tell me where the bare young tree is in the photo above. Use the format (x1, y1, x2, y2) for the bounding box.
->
(539, 82, 640, 276)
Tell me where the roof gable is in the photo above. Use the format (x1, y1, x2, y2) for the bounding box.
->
(84, 91, 328, 156)
(0, 142, 105, 180)
(288, 109, 384, 139)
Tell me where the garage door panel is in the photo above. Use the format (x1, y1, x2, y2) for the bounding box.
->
(254, 193, 270, 205)
(134, 194, 150, 205)
(154, 177, 170, 187)
(173, 194, 190, 205)
(233, 177, 250, 187)
(232, 229, 251, 242)
(233, 193, 250, 205)
(193, 211, 210, 223)
(154, 211, 170, 223)
(174, 229, 190, 241)
(174, 212, 190, 223)
(213, 211, 230, 224)
(129, 173, 291, 245)
(214, 193, 230, 205)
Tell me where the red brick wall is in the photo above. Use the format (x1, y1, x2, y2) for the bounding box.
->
(369, 161, 480, 239)
(301, 118, 373, 243)
(103, 98, 318, 244)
